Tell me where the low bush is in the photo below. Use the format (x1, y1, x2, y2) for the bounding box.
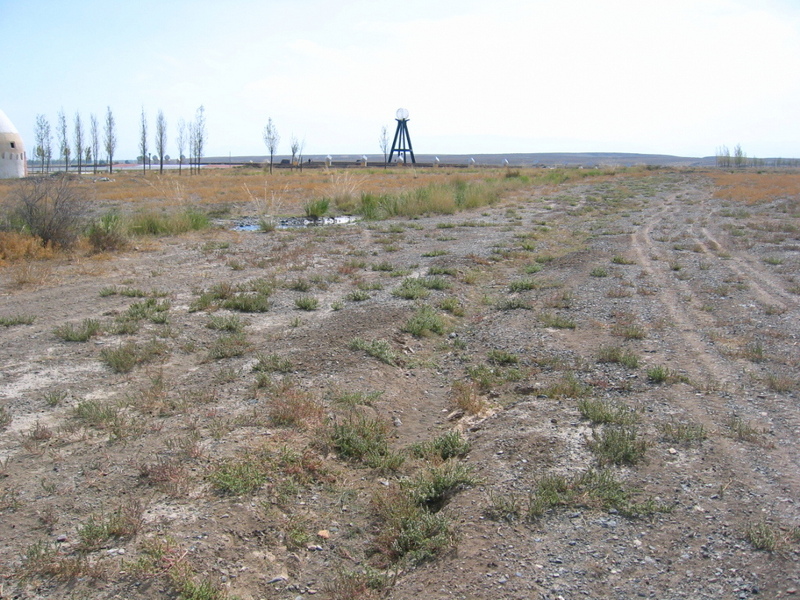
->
(10, 175, 87, 248)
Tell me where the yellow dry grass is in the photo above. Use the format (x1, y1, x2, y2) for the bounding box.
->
(709, 171, 800, 204)
(0, 232, 57, 265)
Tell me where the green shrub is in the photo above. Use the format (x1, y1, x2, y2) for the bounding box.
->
(578, 398, 636, 425)
(588, 426, 647, 466)
(392, 278, 430, 300)
(304, 198, 330, 219)
(350, 337, 398, 365)
(331, 414, 392, 463)
(402, 461, 477, 509)
(597, 345, 639, 368)
(410, 430, 470, 461)
(403, 305, 447, 337)
(87, 211, 128, 252)
(208, 333, 250, 359)
(294, 296, 319, 311)
(53, 319, 102, 342)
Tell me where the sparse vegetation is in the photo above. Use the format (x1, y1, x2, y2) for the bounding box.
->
(3, 167, 799, 600)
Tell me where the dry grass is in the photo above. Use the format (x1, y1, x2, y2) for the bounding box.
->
(0, 232, 58, 264)
(709, 171, 800, 205)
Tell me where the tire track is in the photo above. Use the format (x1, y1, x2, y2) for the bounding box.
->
(631, 197, 800, 501)
(700, 226, 797, 311)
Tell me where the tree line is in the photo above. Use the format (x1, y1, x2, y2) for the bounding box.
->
(715, 144, 800, 168)
(32, 106, 207, 175)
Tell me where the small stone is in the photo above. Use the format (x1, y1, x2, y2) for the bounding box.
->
(306, 544, 323, 551)
(317, 530, 330, 539)
(56, 535, 68, 543)
(668, 447, 678, 455)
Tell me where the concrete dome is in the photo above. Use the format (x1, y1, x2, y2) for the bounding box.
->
(0, 108, 27, 179)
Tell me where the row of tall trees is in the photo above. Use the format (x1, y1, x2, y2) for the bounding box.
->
(34, 108, 116, 175)
(33, 106, 206, 176)
(715, 144, 800, 168)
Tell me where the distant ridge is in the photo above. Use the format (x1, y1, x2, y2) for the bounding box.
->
(204, 152, 717, 167)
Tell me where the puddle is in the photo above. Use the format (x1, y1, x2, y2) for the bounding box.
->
(233, 215, 361, 231)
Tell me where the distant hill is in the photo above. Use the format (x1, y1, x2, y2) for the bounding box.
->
(204, 152, 719, 168)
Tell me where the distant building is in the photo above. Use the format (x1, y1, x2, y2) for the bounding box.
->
(0, 108, 27, 179)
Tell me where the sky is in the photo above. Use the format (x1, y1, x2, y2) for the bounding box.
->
(2, 0, 800, 160)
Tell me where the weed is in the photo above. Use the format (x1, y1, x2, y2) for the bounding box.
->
(545, 372, 588, 399)
(728, 416, 765, 443)
(508, 279, 538, 293)
(77, 500, 143, 552)
(371, 488, 455, 565)
(526, 468, 667, 520)
(53, 318, 102, 342)
(487, 349, 519, 366)
(403, 461, 477, 509)
(254, 352, 293, 373)
(371, 260, 394, 272)
(578, 398, 637, 425)
(741, 341, 766, 363)
(450, 380, 485, 415)
(304, 198, 330, 218)
(268, 384, 324, 429)
(588, 426, 647, 466)
(73, 399, 120, 428)
(422, 249, 448, 257)
(43, 389, 68, 407)
(523, 263, 543, 274)
(208, 456, 269, 495)
(613, 323, 647, 340)
(540, 312, 576, 329)
(765, 373, 796, 393)
(349, 337, 398, 365)
(208, 331, 252, 360)
(346, 289, 371, 302)
(410, 430, 470, 461)
(294, 295, 319, 311)
(597, 345, 639, 368)
(87, 210, 128, 252)
(646, 365, 689, 384)
(330, 413, 396, 465)
(206, 314, 243, 332)
(221, 292, 272, 313)
(0, 314, 35, 327)
(20, 540, 103, 581)
(403, 305, 447, 337)
(495, 298, 532, 310)
(325, 567, 394, 600)
(0, 405, 11, 430)
(331, 389, 383, 407)
(590, 267, 608, 277)
(100, 339, 168, 373)
(438, 296, 464, 316)
(612, 255, 636, 265)
(392, 278, 430, 300)
(659, 421, 707, 445)
(763, 256, 783, 266)
(745, 521, 778, 552)
(484, 491, 524, 522)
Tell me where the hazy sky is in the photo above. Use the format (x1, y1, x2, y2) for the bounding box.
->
(3, 0, 800, 160)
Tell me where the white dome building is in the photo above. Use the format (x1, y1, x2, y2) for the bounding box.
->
(0, 108, 27, 179)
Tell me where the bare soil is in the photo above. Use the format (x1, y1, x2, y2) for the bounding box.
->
(1, 169, 799, 599)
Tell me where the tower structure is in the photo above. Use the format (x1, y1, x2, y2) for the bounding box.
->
(0, 108, 27, 179)
(388, 108, 415, 164)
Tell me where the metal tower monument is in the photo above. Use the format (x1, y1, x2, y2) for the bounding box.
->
(388, 108, 415, 164)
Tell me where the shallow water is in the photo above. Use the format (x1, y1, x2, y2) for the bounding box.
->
(233, 215, 361, 231)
